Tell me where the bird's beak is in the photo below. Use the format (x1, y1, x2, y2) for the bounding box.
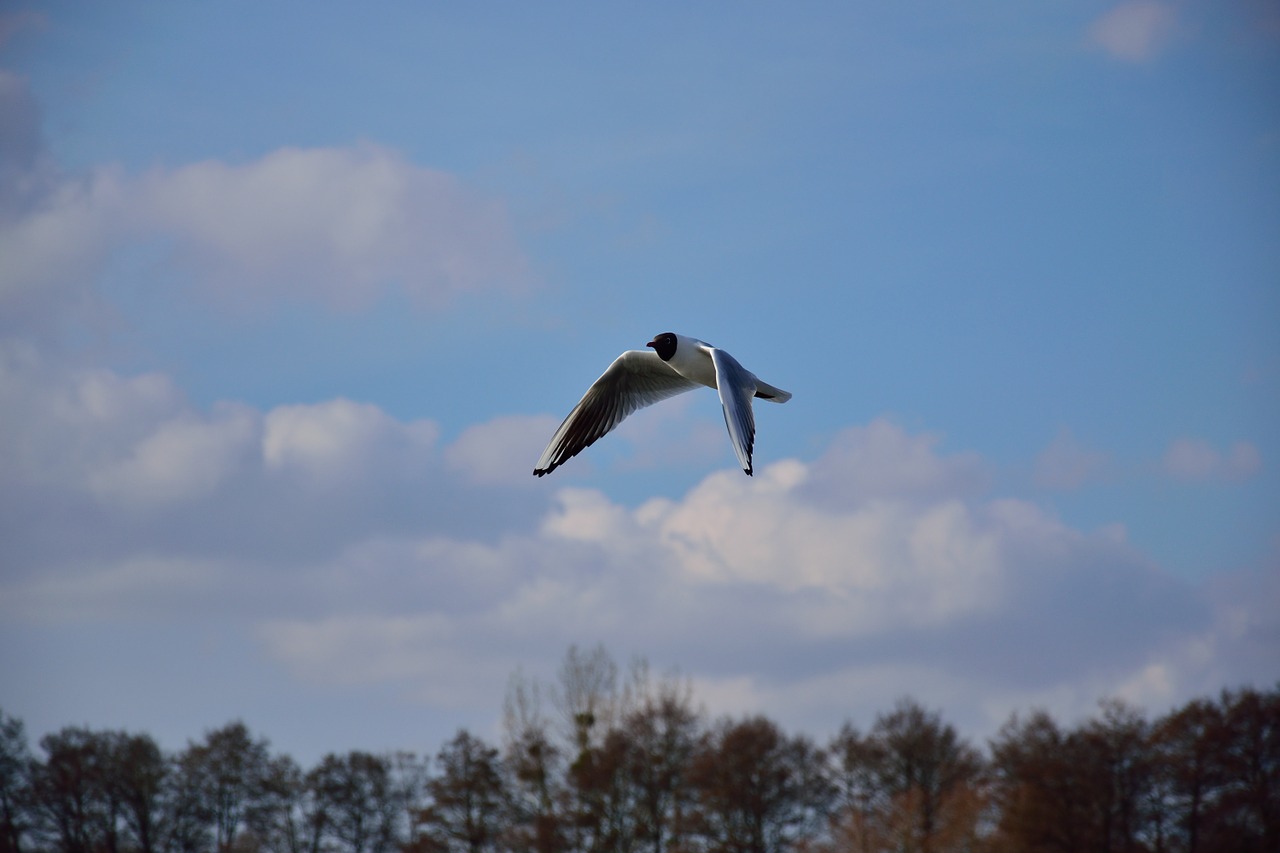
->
(646, 338, 657, 349)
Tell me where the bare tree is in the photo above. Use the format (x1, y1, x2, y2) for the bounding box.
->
(29, 727, 120, 853)
(1149, 697, 1221, 853)
(554, 644, 622, 757)
(569, 727, 643, 853)
(826, 722, 887, 853)
(1216, 686, 1280, 853)
(245, 754, 322, 853)
(502, 671, 565, 853)
(5, 652, 1275, 853)
(109, 733, 167, 853)
(309, 752, 403, 853)
(988, 709, 1089, 853)
(1082, 700, 1154, 853)
(686, 715, 831, 853)
(177, 721, 271, 853)
(866, 698, 986, 853)
(389, 752, 430, 852)
(621, 664, 700, 853)
(165, 746, 214, 853)
(0, 710, 33, 853)
(992, 703, 1160, 853)
(553, 645, 631, 852)
(419, 730, 508, 853)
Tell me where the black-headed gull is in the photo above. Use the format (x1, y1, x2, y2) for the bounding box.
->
(534, 332, 791, 477)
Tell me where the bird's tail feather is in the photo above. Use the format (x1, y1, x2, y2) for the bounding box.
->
(753, 381, 791, 403)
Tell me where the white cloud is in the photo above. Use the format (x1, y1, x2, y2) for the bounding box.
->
(0, 342, 1267, 749)
(0, 344, 185, 491)
(136, 145, 531, 311)
(799, 418, 989, 507)
(230, 420, 1218, 741)
(1034, 427, 1109, 490)
(1162, 437, 1262, 482)
(1088, 1, 1179, 63)
(263, 398, 439, 480)
(445, 414, 559, 485)
(0, 167, 128, 335)
(0, 350, 450, 510)
(89, 404, 260, 508)
(635, 462, 1003, 623)
(0, 327, 1263, 748)
(0, 108, 532, 333)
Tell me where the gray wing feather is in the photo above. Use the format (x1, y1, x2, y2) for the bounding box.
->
(534, 350, 697, 476)
(709, 347, 758, 475)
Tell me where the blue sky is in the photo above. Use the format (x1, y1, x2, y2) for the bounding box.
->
(1, 1, 1277, 764)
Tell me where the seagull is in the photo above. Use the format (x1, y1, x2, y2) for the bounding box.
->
(534, 332, 792, 477)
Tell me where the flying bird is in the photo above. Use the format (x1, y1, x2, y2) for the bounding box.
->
(534, 332, 792, 477)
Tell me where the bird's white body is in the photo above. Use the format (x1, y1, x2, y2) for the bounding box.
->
(533, 332, 791, 477)
(663, 333, 720, 388)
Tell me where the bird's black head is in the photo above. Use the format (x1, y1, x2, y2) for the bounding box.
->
(646, 332, 678, 362)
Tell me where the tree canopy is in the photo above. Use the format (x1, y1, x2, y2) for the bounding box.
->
(3, 646, 1276, 853)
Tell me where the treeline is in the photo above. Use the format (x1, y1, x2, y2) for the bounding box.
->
(2, 645, 1277, 853)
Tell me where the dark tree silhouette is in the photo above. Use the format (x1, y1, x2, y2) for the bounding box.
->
(554, 644, 632, 853)
(866, 698, 985, 853)
(502, 672, 565, 853)
(164, 746, 214, 853)
(0, 710, 32, 853)
(177, 721, 270, 853)
(554, 644, 621, 759)
(989, 710, 1090, 852)
(990, 688, 1280, 853)
(567, 727, 641, 853)
(826, 722, 888, 852)
(3, 651, 1275, 853)
(686, 715, 831, 853)
(388, 753, 430, 853)
(418, 731, 507, 853)
(1081, 700, 1154, 853)
(1150, 696, 1224, 853)
(1216, 687, 1280, 852)
(619, 670, 699, 853)
(109, 733, 166, 853)
(244, 754, 320, 853)
(29, 728, 118, 853)
(309, 752, 402, 853)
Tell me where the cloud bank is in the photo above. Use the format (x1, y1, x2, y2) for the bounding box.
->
(1, 131, 530, 337)
(1, 332, 1268, 739)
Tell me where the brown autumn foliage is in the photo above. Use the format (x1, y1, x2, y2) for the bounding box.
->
(1, 645, 1276, 853)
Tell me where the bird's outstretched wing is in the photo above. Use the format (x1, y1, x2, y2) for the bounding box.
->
(708, 346, 758, 475)
(534, 350, 698, 476)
